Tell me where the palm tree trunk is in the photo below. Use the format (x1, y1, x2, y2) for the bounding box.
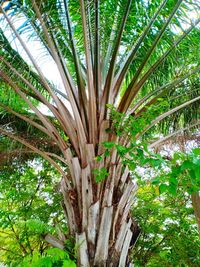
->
(60, 145, 139, 266)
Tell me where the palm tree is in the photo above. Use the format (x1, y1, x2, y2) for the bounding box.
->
(0, 0, 199, 265)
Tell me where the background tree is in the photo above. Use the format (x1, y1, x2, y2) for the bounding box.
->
(0, 159, 69, 265)
(132, 182, 200, 267)
(0, 0, 199, 265)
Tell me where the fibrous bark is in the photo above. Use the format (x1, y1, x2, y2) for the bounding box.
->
(59, 122, 139, 266)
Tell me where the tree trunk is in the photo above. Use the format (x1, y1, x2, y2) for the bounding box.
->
(191, 192, 200, 235)
(59, 137, 140, 266)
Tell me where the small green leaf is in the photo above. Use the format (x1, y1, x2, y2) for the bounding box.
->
(102, 141, 115, 149)
(95, 155, 103, 162)
(136, 148, 144, 157)
(152, 178, 161, 185)
(104, 150, 110, 157)
(194, 167, 200, 179)
(106, 104, 113, 109)
(192, 148, 200, 156)
(159, 184, 168, 194)
(169, 177, 178, 186)
(181, 160, 194, 171)
(62, 260, 76, 267)
(93, 167, 109, 183)
(129, 162, 136, 171)
(116, 145, 128, 156)
(168, 184, 177, 196)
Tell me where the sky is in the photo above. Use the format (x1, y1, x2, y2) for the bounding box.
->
(1, 4, 65, 115)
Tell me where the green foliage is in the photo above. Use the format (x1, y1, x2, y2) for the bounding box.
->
(0, 159, 69, 265)
(102, 141, 115, 150)
(100, 107, 200, 198)
(132, 183, 200, 267)
(106, 102, 169, 139)
(93, 167, 109, 183)
(0, 83, 29, 113)
(94, 107, 200, 266)
(96, 106, 200, 203)
(18, 248, 76, 267)
(152, 148, 200, 196)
